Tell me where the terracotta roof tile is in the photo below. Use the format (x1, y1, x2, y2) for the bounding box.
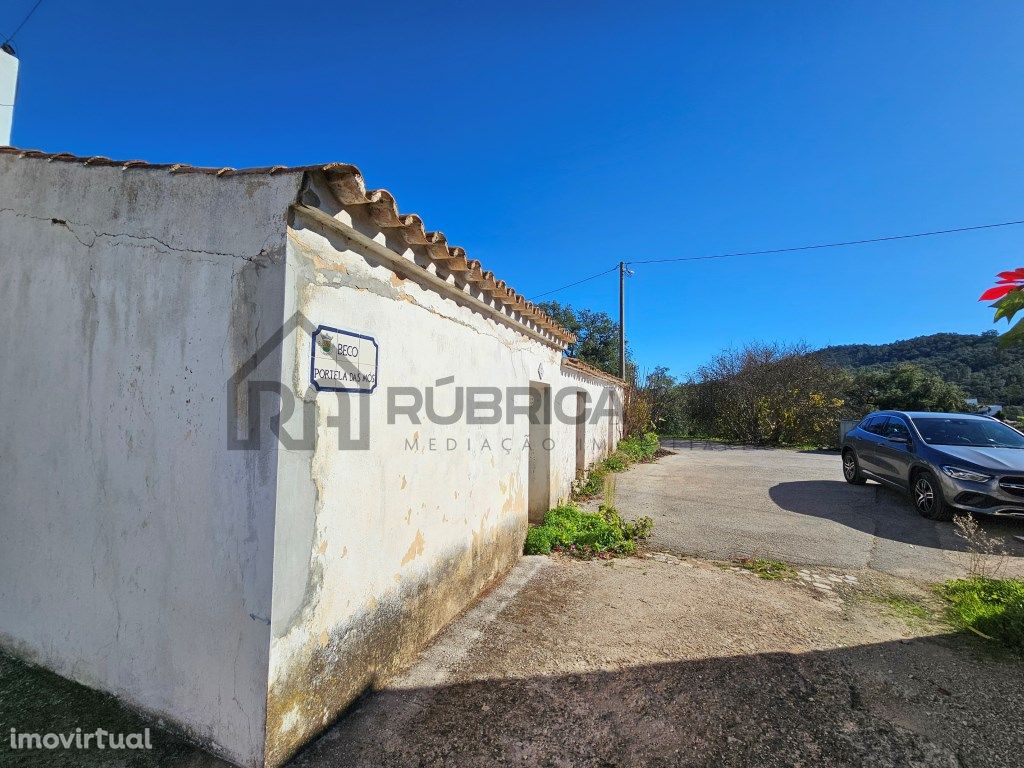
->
(562, 356, 625, 386)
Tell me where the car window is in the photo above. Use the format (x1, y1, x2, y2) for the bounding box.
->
(911, 417, 1024, 448)
(863, 416, 888, 435)
(883, 418, 911, 440)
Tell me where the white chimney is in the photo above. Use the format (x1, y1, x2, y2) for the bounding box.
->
(0, 44, 19, 146)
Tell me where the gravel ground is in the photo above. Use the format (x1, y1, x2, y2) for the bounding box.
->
(292, 555, 1024, 768)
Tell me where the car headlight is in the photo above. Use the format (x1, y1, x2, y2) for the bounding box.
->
(941, 466, 992, 483)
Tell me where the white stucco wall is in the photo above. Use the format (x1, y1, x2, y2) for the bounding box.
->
(262, 178, 622, 764)
(0, 157, 622, 768)
(0, 155, 304, 767)
(0, 48, 17, 145)
(557, 362, 623, 474)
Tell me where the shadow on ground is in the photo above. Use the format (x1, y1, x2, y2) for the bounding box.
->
(770, 479, 1024, 555)
(7, 631, 1024, 768)
(291, 634, 1024, 768)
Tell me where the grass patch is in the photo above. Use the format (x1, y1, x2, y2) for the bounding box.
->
(939, 577, 1024, 650)
(661, 435, 837, 451)
(571, 432, 660, 502)
(865, 592, 934, 623)
(737, 557, 796, 581)
(524, 505, 653, 559)
(0, 650, 213, 767)
(659, 434, 728, 442)
(788, 444, 838, 453)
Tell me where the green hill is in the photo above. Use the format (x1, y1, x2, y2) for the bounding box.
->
(817, 331, 1024, 405)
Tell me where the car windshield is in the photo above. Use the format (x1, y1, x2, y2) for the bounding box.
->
(911, 417, 1024, 449)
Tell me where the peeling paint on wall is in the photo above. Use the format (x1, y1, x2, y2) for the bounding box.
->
(263, 517, 525, 766)
(400, 530, 426, 565)
(262, 185, 622, 767)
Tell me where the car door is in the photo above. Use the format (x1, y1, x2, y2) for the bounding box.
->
(854, 415, 888, 475)
(874, 416, 914, 487)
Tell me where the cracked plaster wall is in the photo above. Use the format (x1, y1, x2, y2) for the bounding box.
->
(262, 183, 623, 765)
(0, 155, 303, 768)
(0, 157, 623, 768)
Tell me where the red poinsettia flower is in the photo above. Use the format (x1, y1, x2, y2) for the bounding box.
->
(980, 268, 1024, 301)
(981, 269, 1024, 346)
(996, 268, 1024, 283)
(981, 284, 1020, 300)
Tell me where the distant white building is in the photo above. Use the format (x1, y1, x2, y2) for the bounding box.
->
(965, 398, 1003, 417)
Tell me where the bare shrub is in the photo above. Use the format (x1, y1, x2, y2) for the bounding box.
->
(622, 380, 653, 438)
(952, 512, 1009, 579)
(690, 342, 848, 446)
(602, 473, 616, 511)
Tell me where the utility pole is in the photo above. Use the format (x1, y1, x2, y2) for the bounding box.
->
(618, 261, 626, 380)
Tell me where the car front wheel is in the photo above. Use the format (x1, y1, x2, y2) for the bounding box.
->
(842, 449, 866, 484)
(911, 470, 953, 521)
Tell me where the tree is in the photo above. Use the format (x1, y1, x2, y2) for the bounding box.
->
(980, 268, 1024, 346)
(688, 342, 848, 446)
(844, 363, 970, 414)
(816, 331, 1024, 405)
(639, 366, 689, 435)
(538, 301, 632, 377)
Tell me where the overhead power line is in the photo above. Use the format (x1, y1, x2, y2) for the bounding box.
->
(3, 0, 45, 46)
(530, 217, 1024, 300)
(531, 265, 619, 300)
(627, 218, 1024, 266)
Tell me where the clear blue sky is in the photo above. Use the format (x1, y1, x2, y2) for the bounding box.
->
(6, 1, 1023, 377)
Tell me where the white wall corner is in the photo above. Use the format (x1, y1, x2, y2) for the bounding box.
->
(0, 45, 19, 146)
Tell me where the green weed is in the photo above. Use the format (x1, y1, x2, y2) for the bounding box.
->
(738, 558, 796, 581)
(865, 592, 934, 623)
(939, 577, 1024, 650)
(524, 504, 653, 559)
(570, 432, 661, 501)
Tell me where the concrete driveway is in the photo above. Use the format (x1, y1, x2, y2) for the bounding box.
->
(612, 440, 1024, 581)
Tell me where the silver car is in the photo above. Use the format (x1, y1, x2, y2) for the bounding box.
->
(841, 411, 1024, 520)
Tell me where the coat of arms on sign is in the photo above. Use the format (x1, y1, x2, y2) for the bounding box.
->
(310, 326, 379, 394)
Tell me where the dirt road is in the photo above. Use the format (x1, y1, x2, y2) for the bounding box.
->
(292, 554, 1024, 767)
